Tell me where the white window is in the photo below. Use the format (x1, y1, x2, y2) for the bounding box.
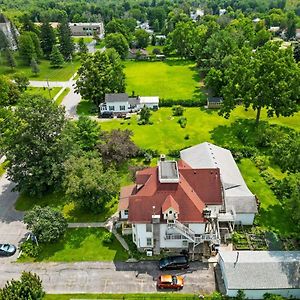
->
(146, 224, 152, 232)
(169, 210, 173, 214)
(101, 105, 107, 111)
(109, 106, 115, 111)
(146, 238, 152, 246)
(120, 105, 126, 111)
(124, 210, 128, 216)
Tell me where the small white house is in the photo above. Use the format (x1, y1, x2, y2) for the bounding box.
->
(100, 93, 159, 114)
(219, 251, 300, 299)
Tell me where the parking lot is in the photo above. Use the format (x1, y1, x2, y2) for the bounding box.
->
(0, 175, 27, 262)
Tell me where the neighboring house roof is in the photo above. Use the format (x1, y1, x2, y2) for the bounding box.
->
(269, 26, 280, 32)
(105, 93, 129, 103)
(162, 195, 179, 213)
(69, 22, 103, 26)
(207, 97, 223, 103)
(139, 96, 159, 104)
(127, 160, 223, 223)
(180, 142, 257, 214)
(219, 251, 300, 290)
(119, 184, 136, 211)
(129, 48, 148, 55)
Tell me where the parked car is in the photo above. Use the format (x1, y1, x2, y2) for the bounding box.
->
(159, 255, 189, 270)
(157, 274, 184, 290)
(0, 244, 16, 257)
(100, 111, 114, 118)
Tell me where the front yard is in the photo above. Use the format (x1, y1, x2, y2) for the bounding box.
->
(19, 228, 129, 262)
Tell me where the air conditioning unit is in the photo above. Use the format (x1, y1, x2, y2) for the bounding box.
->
(146, 250, 153, 257)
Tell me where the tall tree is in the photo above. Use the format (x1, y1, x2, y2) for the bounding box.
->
(19, 32, 36, 65)
(58, 21, 74, 60)
(75, 49, 126, 113)
(40, 21, 56, 58)
(63, 152, 120, 211)
(286, 11, 296, 40)
(105, 33, 129, 59)
(28, 31, 43, 59)
(220, 42, 300, 125)
(5, 48, 16, 69)
(50, 45, 64, 68)
(2, 95, 68, 195)
(78, 38, 88, 56)
(0, 272, 45, 300)
(134, 29, 149, 49)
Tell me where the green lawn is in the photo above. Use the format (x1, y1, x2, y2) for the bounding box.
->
(55, 88, 70, 105)
(0, 161, 8, 177)
(124, 60, 202, 100)
(45, 294, 197, 300)
(19, 228, 129, 262)
(25, 87, 62, 100)
(0, 57, 80, 81)
(72, 36, 93, 43)
(146, 45, 164, 53)
(77, 99, 98, 116)
(238, 159, 294, 235)
(100, 107, 300, 154)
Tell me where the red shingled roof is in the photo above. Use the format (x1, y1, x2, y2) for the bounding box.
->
(125, 160, 223, 223)
(162, 195, 179, 213)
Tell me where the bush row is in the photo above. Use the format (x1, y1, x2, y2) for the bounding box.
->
(159, 98, 205, 107)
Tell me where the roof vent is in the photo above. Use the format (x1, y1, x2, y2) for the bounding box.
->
(158, 160, 179, 183)
(160, 154, 166, 161)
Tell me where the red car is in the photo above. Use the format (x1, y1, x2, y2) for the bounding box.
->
(157, 274, 184, 290)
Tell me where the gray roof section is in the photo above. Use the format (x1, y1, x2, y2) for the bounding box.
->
(180, 142, 257, 213)
(208, 97, 223, 103)
(219, 251, 300, 290)
(105, 93, 128, 102)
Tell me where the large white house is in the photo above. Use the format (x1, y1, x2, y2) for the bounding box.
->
(218, 251, 300, 299)
(100, 93, 159, 114)
(118, 143, 258, 256)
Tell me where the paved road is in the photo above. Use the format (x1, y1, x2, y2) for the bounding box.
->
(0, 261, 216, 294)
(0, 175, 27, 262)
(29, 76, 81, 118)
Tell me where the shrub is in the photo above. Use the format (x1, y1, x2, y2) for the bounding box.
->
(178, 117, 187, 128)
(152, 48, 161, 55)
(143, 152, 152, 164)
(184, 134, 190, 140)
(103, 232, 113, 244)
(20, 240, 40, 258)
(159, 98, 203, 107)
(172, 105, 185, 116)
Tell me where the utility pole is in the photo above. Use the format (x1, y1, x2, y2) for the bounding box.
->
(46, 77, 52, 99)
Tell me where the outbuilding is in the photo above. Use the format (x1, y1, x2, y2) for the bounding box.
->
(218, 251, 300, 299)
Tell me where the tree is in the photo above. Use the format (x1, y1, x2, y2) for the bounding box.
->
(50, 45, 64, 68)
(63, 152, 120, 211)
(12, 73, 29, 92)
(220, 42, 300, 125)
(294, 42, 300, 62)
(139, 106, 151, 124)
(286, 11, 296, 40)
(5, 48, 16, 69)
(75, 49, 126, 113)
(31, 58, 40, 75)
(74, 116, 101, 151)
(28, 31, 43, 59)
(0, 272, 45, 300)
(0, 75, 20, 106)
(105, 18, 132, 42)
(98, 129, 139, 166)
(205, 67, 223, 96)
(24, 206, 67, 243)
(40, 20, 56, 58)
(153, 19, 160, 32)
(58, 21, 74, 60)
(2, 95, 67, 195)
(105, 33, 129, 59)
(134, 29, 149, 49)
(254, 29, 272, 48)
(78, 38, 88, 56)
(236, 290, 247, 300)
(19, 32, 36, 65)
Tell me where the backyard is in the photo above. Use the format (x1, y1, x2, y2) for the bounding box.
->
(124, 60, 202, 101)
(18, 228, 129, 262)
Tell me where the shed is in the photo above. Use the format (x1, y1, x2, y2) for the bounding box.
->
(207, 97, 223, 109)
(218, 251, 300, 299)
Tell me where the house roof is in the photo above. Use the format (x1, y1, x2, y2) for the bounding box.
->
(207, 97, 223, 103)
(180, 142, 257, 214)
(105, 93, 129, 103)
(162, 195, 179, 213)
(139, 96, 159, 104)
(127, 160, 223, 223)
(219, 251, 300, 290)
(119, 184, 136, 211)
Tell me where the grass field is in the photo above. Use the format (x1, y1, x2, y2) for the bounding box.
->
(124, 60, 202, 100)
(45, 294, 197, 300)
(0, 161, 8, 177)
(0, 57, 80, 81)
(25, 87, 62, 99)
(72, 37, 93, 43)
(18, 228, 129, 262)
(100, 107, 300, 154)
(55, 88, 70, 105)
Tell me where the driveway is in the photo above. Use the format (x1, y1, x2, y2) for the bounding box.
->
(0, 175, 27, 262)
(0, 261, 216, 294)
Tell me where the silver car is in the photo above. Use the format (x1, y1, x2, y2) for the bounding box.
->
(0, 244, 16, 257)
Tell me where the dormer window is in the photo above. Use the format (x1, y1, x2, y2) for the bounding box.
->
(169, 210, 172, 214)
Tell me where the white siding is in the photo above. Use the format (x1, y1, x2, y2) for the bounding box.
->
(101, 101, 129, 113)
(189, 223, 206, 234)
(235, 213, 255, 225)
(159, 224, 188, 249)
(135, 224, 153, 248)
(226, 289, 300, 299)
(120, 210, 128, 220)
(137, 103, 159, 110)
